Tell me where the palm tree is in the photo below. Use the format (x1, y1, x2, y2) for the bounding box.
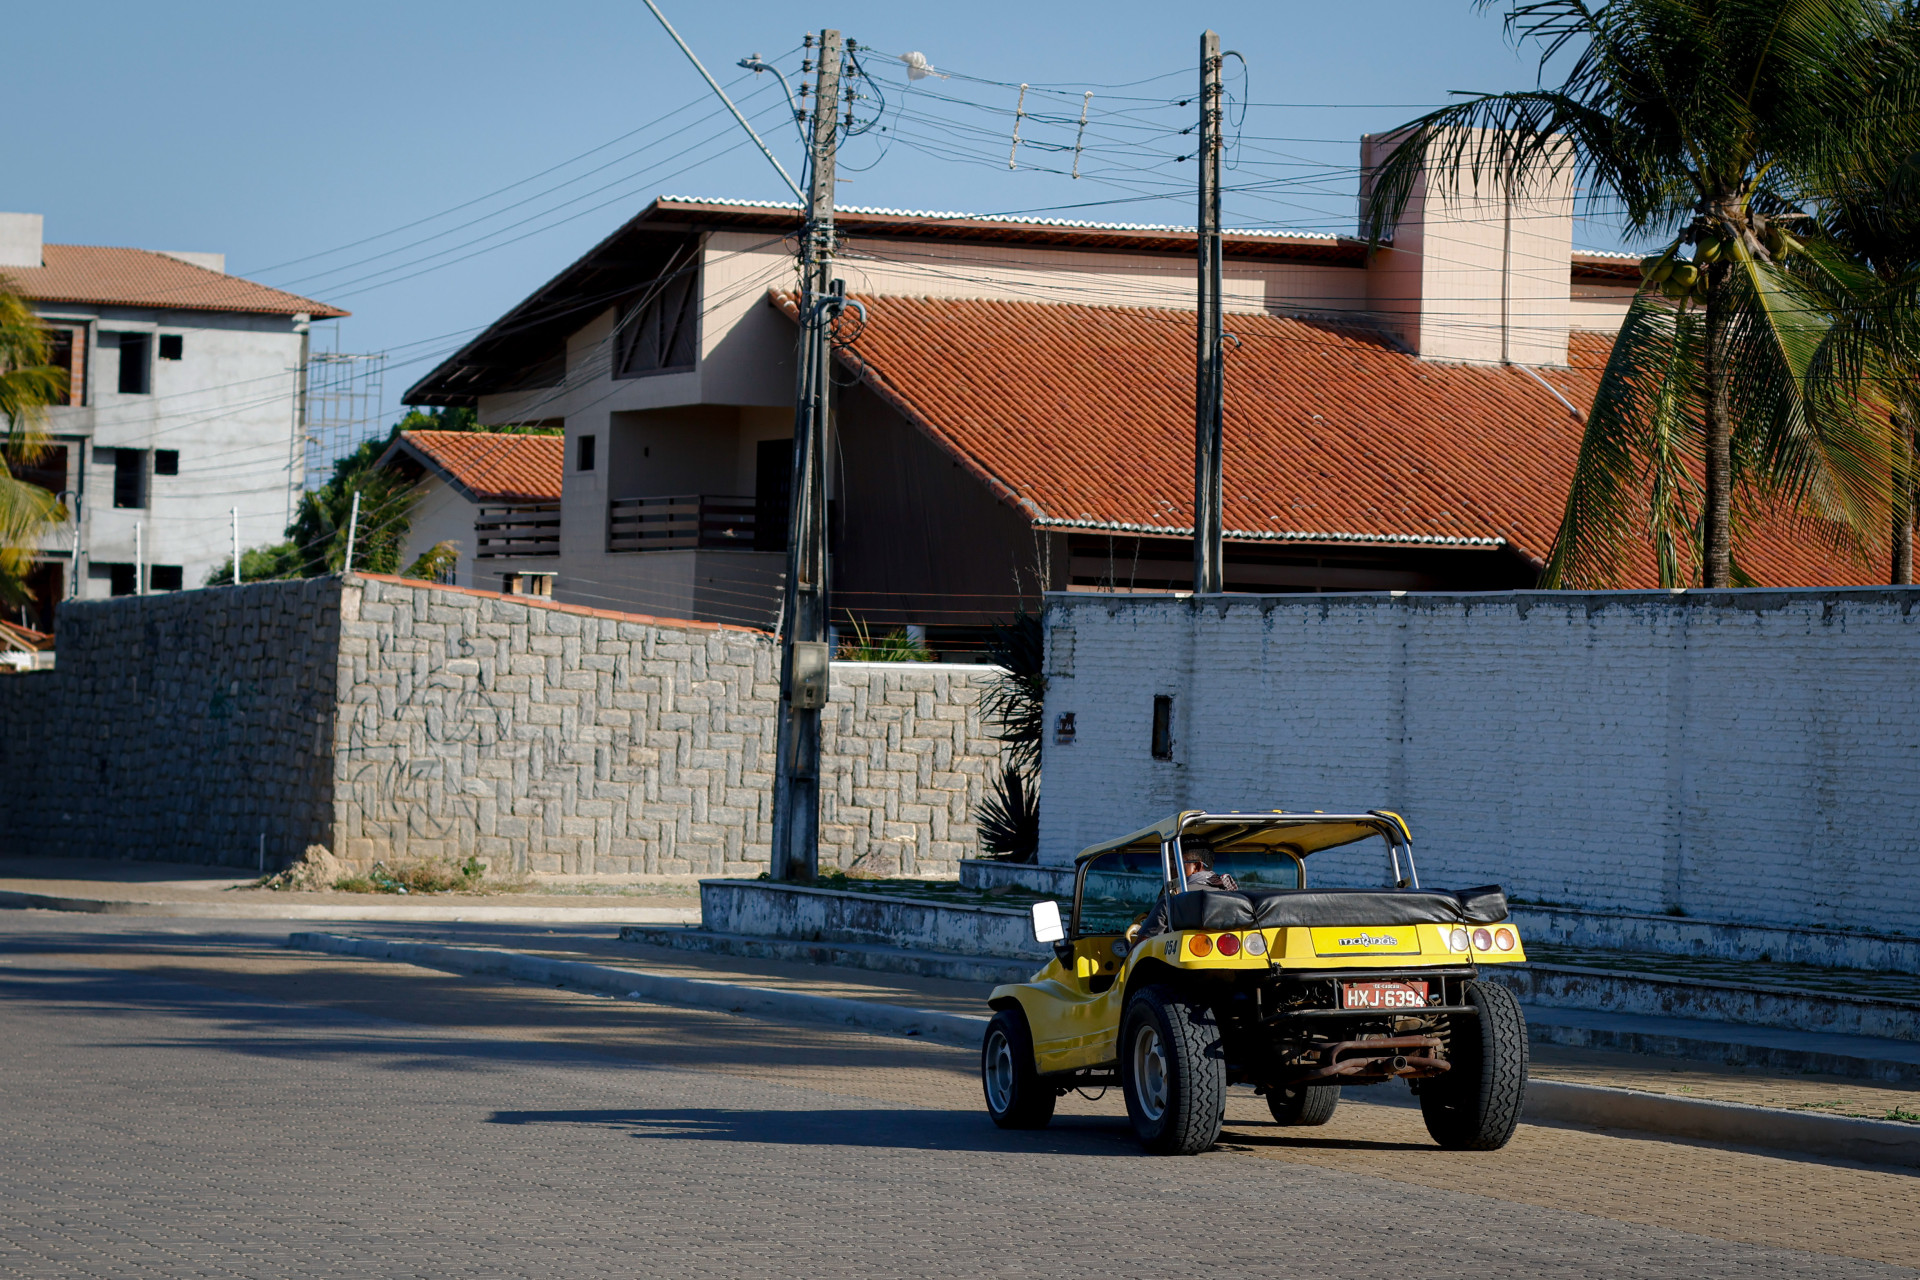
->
(1366, 0, 1920, 587)
(0, 281, 68, 609)
(1804, 9, 1920, 581)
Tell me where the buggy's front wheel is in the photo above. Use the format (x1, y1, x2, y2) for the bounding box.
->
(981, 1008, 1055, 1130)
(1120, 985, 1225, 1155)
(1420, 979, 1528, 1150)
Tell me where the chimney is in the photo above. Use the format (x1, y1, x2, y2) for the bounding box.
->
(0, 213, 44, 269)
(157, 250, 226, 274)
(1360, 131, 1574, 366)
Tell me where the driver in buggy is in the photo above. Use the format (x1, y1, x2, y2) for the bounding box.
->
(1126, 839, 1237, 943)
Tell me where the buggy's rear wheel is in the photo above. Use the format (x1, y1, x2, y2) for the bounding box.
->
(1420, 979, 1528, 1150)
(1120, 985, 1225, 1155)
(981, 1008, 1055, 1129)
(1266, 1082, 1340, 1126)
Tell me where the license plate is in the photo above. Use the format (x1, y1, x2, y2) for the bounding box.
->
(1342, 980, 1430, 1010)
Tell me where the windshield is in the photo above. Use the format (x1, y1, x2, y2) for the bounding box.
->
(1074, 844, 1164, 936)
(1205, 847, 1307, 892)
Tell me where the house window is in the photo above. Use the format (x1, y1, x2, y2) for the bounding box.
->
(148, 565, 182, 592)
(154, 450, 179, 476)
(112, 449, 146, 508)
(577, 434, 596, 472)
(1151, 695, 1175, 760)
(15, 444, 68, 498)
(114, 333, 151, 395)
(503, 572, 554, 597)
(158, 334, 183, 360)
(93, 562, 137, 597)
(613, 262, 698, 378)
(46, 327, 84, 405)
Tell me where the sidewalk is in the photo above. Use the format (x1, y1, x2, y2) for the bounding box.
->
(0, 857, 701, 923)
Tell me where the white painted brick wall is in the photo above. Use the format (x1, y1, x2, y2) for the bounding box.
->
(1038, 590, 1920, 936)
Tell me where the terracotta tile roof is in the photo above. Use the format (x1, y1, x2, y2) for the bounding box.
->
(2, 244, 347, 318)
(379, 430, 563, 504)
(787, 292, 1883, 588)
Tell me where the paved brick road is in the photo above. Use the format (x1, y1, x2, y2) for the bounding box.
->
(0, 914, 1915, 1278)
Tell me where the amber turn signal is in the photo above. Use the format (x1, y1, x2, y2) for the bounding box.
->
(1186, 933, 1214, 958)
(1494, 927, 1515, 951)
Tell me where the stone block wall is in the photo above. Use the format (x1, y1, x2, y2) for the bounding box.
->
(0, 577, 343, 867)
(1039, 589, 1920, 937)
(0, 573, 1004, 876)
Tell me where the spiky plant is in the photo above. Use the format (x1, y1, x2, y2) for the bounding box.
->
(0, 282, 67, 607)
(1366, 0, 1920, 587)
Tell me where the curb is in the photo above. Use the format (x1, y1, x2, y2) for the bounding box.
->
(0, 891, 698, 924)
(1523, 1080, 1920, 1167)
(287, 932, 987, 1049)
(619, 925, 1038, 986)
(291, 932, 1920, 1168)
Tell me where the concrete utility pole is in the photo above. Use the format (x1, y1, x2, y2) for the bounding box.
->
(770, 28, 844, 882)
(1192, 30, 1226, 595)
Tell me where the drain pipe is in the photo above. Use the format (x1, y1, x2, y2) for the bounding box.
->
(1511, 360, 1587, 423)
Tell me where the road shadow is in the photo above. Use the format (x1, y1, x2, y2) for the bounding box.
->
(487, 1104, 1145, 1157)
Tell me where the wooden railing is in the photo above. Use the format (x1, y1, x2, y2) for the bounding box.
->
(474, 505, 561, 559)
(607, 494, 757, 552)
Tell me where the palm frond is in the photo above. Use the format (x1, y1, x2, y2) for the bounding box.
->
(1543, 291, 1703, 587)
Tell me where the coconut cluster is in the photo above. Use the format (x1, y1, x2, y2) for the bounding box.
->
(1638, 221, 1801, 303)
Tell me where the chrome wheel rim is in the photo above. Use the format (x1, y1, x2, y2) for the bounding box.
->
(984, 1030, 1016, 1113)
(1131, 1021, 1168, 1122)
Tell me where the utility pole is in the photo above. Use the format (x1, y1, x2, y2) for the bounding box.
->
(1192, 30, 1226, 595)
(770, 28, 844, 882)
(343, 490, 361, 574)
(231, 507, 241, 586)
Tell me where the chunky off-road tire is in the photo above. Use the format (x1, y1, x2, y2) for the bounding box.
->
(982, 1008, 1055, 1130)
(1266, 1082, 1340, 1127)
(1420, 979, 1529, 1150)
(1120, 985, 1226, 1155)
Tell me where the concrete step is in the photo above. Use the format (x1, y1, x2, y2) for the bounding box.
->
(1525, 1005, 1920, 1085)
(620, 925, 1038, 985)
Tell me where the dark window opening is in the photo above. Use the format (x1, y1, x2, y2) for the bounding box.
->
(46, 327, 83, 405)
(153, 449, 178, 476)
(614, 260, 699, 377)
(15, 444, 68, 497)
(576, 434, 596, 472)
(148, 565, 182, 592)
(94, 562, 137, 597)
(1151, 695, 1175, 760)
(158, 334, 183, 360)
(754, 437, 792, 552)
(114, 332, 151, 395)
(112, 449, 146, 508)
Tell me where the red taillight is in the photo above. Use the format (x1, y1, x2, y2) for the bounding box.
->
(1472, 928, 1494, 951)
(1187, 933, 1214, 958)
(1215, 933, 1241, 957)
(1495, 928, 1515, 951)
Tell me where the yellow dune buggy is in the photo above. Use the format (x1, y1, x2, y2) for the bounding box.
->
(981, 811, 1528, 1155)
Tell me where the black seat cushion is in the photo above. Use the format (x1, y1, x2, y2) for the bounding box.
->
(1151, 885, 1509, 934)
(1245, 886, 1510, 928)
(1163, 889, 1257, 931)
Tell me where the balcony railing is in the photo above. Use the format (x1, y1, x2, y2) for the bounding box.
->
(474, 505, 561, 559)
(607, 494, 757, 552)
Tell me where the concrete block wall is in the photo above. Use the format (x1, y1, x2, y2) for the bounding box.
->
(1038, 589, 1920, 937)
(0, 577, 343, 867)
(0, 574, 1003, 876)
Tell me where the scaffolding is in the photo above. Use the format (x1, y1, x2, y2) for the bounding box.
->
(302, 328, 387, 488)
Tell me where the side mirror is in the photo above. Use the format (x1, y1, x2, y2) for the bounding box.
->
(1029, 900, 1065, 944)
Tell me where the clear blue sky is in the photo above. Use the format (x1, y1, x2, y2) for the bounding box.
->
(6, 1, 1616, 424)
